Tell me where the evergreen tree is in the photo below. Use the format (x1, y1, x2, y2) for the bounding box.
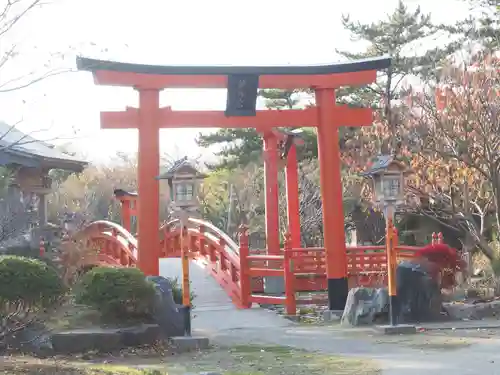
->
(450, 0, 500, 50)
(197, 1, 461, 167)
(337, 0, 463, 153)
(196, 89, 318, 170)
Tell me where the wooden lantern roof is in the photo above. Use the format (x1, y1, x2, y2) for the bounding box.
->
(156, 157, 207, 181)
(360, 155, 412, 177)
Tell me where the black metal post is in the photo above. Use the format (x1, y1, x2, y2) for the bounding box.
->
(389, 295, 398, 326)
(180, 305, 191, 336)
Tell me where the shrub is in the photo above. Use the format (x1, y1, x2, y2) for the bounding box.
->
(55, 238, 99, 287)
(2, 245, 60, 273)
(0, 255, 64, 308)
(0, 255, 65, 345)
(74, 267, 156, 321)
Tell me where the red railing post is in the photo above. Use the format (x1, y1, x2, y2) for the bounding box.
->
(175, 230, 181, 256)
(238, 225, 252, 308)
(219, 237, 227, 271)
(198, 225, 207, 256)
(39, 237, 45, 257)
(126, 242, 134, 266)
(432, 232, 437, 245)
(208, 243, 217, 262)
(162, 226, 170, 257)
(189, 230, 197, 254)
(438, 232, 444, 244)
(283, 232, 296, 316)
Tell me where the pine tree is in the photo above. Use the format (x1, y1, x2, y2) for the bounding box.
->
(197, 1, 461, 167)
(337, 0, 463, 153)
(196, 128, 263, 170)
(448, 0, 500, 50)
(196, 89, 318, 170)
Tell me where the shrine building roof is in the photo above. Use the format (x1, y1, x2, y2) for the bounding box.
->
(0, 121, 88, 172)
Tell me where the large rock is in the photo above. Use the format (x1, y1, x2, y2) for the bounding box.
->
(120, 324, 160, 347)
(341, 287, 389, 326)
(342, 261, 445, 326)
(146, 276, 185, 338)
(396, 261, 443, 322)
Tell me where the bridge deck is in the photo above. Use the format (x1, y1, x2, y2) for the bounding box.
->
(158, 259, 292, 336)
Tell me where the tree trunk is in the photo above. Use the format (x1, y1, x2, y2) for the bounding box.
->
(494, 181, 500, 237)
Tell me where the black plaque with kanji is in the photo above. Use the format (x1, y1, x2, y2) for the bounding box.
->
(225, 74, 259, 117)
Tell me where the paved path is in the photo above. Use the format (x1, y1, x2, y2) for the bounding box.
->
(159, 259, 500, 374)
(159, 259, 291, 334)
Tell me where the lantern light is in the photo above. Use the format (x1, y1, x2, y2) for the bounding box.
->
(361, 154, 412, 208)
(156, 156, 207, 211)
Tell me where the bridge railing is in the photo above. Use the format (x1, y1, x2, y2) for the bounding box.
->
(81, 218, 449, 315)
(238, 229, 446, 315)
(162, 218, 246, 307)
(75, 220, 138, 267)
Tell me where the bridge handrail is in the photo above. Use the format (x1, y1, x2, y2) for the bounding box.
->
(187, 217, 240, 252)
(72, 220, 138, 265)
(78, 220, 137, 247)
(161, 217, 240, 255)
(76, 220, 138, 247)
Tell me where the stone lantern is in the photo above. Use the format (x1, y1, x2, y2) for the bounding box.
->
(361, 155, 412, 220)
(156, 157, 206, 337)
(156, 157, 207, 217)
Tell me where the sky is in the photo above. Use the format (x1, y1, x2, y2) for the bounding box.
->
(0, 0, 470, 164)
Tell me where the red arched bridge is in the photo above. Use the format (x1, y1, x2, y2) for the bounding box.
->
(71, 217, 454, 315)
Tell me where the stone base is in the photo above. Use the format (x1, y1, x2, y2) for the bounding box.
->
(51, 324, 161, 354)
(169, 336, 209, 353)
(322, 310, 343, 322)
(374, 324, 417, 335)
(263, 276, 284, 295)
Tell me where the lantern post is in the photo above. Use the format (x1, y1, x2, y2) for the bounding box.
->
(157, 157, 206, 336)
(361, 155, 413, 330)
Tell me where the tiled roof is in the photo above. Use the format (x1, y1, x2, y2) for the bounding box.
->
(0, 121, 88, 170)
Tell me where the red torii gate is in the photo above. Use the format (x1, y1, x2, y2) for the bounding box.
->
(77, 56, 391, 310)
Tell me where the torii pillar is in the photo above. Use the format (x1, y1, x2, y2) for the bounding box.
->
(76, 55, 391, 309)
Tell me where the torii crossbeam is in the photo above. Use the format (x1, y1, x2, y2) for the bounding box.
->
(77, 56, 391, 311)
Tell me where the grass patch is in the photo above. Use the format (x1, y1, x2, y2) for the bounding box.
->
(373, 335, 472, 351)
(165, 344, 381, 375)
(1, 345, 380, 375)
(406, 338, 472, 351)
(0, 357, 162, 374)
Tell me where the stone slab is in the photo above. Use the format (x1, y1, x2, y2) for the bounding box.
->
(51, 328, 123, 354)
(50, 324, 161, 354)
(322, 310, 344, 322)
(418, 319, 500, 331)
(169, 336, 210, 353)
(374, 324, 417, 335)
